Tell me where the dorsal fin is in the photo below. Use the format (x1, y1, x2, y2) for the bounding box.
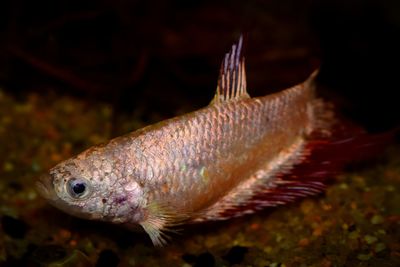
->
(211, 35, 250, 105)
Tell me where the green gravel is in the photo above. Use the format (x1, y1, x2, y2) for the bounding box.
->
(0, 89, 399, 266)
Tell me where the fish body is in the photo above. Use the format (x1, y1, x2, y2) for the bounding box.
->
(37, 37, 330, 246)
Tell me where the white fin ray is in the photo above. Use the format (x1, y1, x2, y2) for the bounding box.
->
(211, 35, 250, 105)
(140, 201, 189, 246)
(140, 217, 171, 247)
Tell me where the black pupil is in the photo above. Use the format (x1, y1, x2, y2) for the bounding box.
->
(72, 182, 86, 194)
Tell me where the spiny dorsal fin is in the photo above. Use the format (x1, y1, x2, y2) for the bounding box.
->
(211, 35, 250, 105)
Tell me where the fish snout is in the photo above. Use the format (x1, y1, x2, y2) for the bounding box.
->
(36, 174, 57, 200)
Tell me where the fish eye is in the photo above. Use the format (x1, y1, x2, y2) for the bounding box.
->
(66, 178, 90, 199)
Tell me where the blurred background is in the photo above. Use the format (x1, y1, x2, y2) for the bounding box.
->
(1, 1, 400, 266)
(1, 0, 399, 131)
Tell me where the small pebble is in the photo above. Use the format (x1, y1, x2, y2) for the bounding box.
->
(349, 231, 359, 240)
(364, 235, 377, 244)
(27, 190, 37, 200)
(371, 215, 384, 224)
(3, 162, 14, 172)
(31, 161, 41, 172)
(59, 229, 72, 239)
(264, 246, 273, 253)
(275, 234, 283, 242)
(377, 229, 386, 235)
(2, 116, 11, 124)
(385, 185, 395, 192)
(300, 200, 314, 214)
(313, 226, 323, 236)
(357, 253, 372, 261)
(298, 238, 310, 247)
(374, 243, 386, 253)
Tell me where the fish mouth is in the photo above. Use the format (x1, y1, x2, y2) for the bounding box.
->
(36, 174, 57, 201)
(36, 174, 97, 220)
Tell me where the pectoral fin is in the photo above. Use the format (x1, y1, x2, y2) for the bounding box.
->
(140, 202, 189, 246)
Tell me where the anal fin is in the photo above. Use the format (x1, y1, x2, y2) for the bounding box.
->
(192, 126, 394, 222)
(193, 137, 308, 222)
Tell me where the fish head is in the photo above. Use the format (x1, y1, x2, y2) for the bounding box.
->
(36, 154, 146, 225)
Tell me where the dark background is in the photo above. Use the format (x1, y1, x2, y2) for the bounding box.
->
(0, 0, 399, 131)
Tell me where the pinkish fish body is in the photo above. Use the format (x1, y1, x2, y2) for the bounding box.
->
(37, 37, 333, 246)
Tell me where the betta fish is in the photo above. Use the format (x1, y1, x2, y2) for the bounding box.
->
(36, 36, 383, 246)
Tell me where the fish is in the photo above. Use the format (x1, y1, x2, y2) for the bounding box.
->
(37, 36, 372, 246)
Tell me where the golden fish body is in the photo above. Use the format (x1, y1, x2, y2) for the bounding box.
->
(128, 83, 315, 219)
(37, 37, 325, 246)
